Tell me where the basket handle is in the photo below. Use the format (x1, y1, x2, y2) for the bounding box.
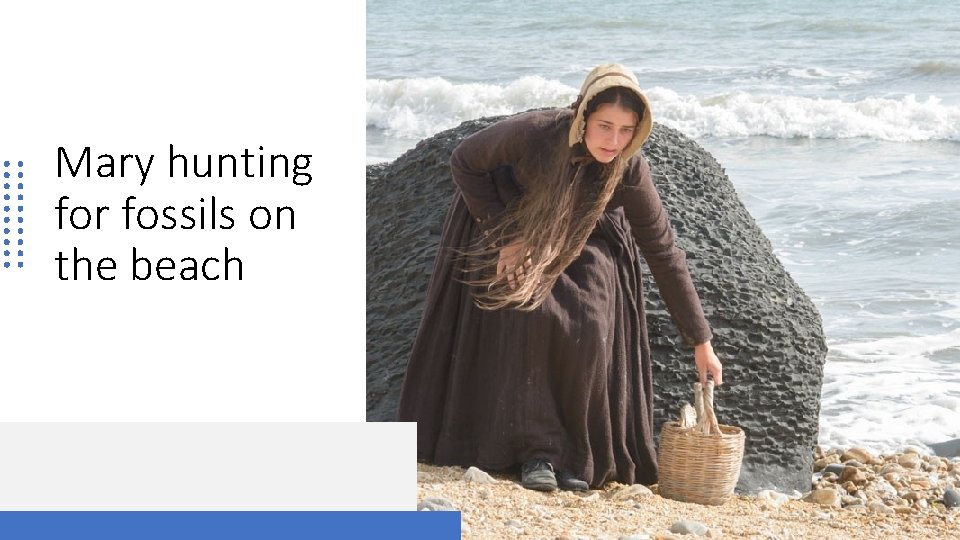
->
(693, 381, 722, 435)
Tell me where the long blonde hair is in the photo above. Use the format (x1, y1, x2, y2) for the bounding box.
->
(463, 87, 646, 311)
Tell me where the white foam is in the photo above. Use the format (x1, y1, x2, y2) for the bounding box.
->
(938, 293, 960, 320)
(829, 327, 960, 364)
(818, 376, 960, 455)
(819, 327, 960, 453)
(367, 76, 960, 142)
(818, 406, 958, 456)
(783, 66, 873, 86)
(647, 87, 960, 141)
(366, 76, 576, 139)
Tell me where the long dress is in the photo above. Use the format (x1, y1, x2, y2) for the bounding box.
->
(396, 109, 712, 487)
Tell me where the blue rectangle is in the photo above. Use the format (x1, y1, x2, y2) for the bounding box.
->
(0, 511, 460, 539)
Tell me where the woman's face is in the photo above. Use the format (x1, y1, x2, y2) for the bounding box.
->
(583, 102, 639, 163)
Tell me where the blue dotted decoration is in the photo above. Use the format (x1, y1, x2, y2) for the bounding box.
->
(2, 160, 23, 270)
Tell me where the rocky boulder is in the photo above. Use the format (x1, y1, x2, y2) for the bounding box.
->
(366, 112, 828, 494)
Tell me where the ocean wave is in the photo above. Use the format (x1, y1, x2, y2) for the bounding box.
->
(647, 87, 960, 141)
(728, 65, 874, 90)
(799, 19, 891, 34)
(750, 18, 889, 34)
(367, 76, 960, 142)
(819, 337, 960, 453)
(511, 17, 659, 32)
(774, 199, 960, 259)
(366, 76, 576, 139)
(910, 60, 960, 76)
(829, 327, 960, 364)
(818, 402, 959, 456)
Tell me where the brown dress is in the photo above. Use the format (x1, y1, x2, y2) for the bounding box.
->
(396, 109, 712, 487)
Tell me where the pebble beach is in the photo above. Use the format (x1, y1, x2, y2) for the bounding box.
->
(417, 446, 960, 539)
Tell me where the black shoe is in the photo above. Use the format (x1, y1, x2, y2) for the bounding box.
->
(520, 459, 558, 492)
(556, 470, 589, 491)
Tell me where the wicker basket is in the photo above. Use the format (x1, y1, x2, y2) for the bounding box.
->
(657, 381, 745, 506)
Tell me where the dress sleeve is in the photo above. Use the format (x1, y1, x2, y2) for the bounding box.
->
(450, 113, 537, 232)
(620, 155, 713, 347)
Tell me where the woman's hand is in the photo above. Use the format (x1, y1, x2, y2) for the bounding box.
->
(694, 340, 723, 386)
(497, 239, 530, 290)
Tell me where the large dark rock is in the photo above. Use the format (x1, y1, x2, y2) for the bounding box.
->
(367, 112, 828, 494)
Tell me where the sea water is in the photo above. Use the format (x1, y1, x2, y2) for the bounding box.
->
(367, 0, 960, 454)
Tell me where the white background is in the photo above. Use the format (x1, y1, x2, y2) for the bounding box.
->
(0, 2, 365, 421)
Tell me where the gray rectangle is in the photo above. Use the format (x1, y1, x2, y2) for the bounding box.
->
(0, 423, 415, 510)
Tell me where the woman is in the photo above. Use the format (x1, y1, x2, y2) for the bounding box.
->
(397, 64, 723, 492)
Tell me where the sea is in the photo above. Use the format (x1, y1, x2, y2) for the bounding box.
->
(366, 0, 960, 455)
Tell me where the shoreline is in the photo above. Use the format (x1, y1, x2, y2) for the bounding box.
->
(417, 447, 959, 539)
